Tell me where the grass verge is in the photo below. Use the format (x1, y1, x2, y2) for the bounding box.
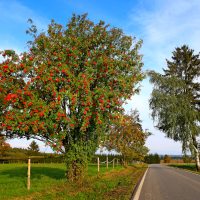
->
(166, 164, 200, 175)
(0, 163, 148, 200)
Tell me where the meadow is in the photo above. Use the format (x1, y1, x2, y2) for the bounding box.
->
(166, 163, 200, 175)
(0, 162, 148, 200)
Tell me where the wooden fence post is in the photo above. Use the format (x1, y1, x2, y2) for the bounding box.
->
(27, 159, 31, 190)
(113, 159, 114, 168)
(106, 156, 108, 169)
(97, 157, 99, 172)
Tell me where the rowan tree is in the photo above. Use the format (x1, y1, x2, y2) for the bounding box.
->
(147, 44, 200, 171)
(0, 13, 148, 182)
(0, 132, 11, 156)
(99, 108, 152, 168)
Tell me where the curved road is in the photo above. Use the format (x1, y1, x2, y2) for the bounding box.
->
(139, 164, 200, 200)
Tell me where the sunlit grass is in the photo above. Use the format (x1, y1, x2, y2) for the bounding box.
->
(0, 163, 121, 198)
(167, 164, 200, 174)
(0, 162, 148, 200)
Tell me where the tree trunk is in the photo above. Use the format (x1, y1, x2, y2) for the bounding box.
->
(65, 158, 85, 183)
(63, 134, 86, 183)
(123, 157, 127, 168)
(192, 136, 200, 171)
(194, 148, 200, 171)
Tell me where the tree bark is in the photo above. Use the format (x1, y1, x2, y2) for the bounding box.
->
(66, 159, 84, 182)
(195, 150, 200, 171)
(184, 132, 200, 172)
(192, 136, 200, 171)
(123, 157, 127, 168)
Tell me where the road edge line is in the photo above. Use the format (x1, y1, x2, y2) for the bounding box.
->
(130, 164, 149, 200)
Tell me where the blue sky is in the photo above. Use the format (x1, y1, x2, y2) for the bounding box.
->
(1, 0, 200, 155)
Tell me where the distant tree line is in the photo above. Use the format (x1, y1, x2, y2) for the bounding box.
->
(91, 153, 146, 164)
(160, 155, 195, 160)
(144, 153, 161, 164)
(1, 133, 195, 165)
(0, 137, 133, 164)
(145, 153, 195, 164)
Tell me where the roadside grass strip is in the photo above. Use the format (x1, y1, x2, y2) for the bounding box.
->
(131, 164, 149, 200)
(166, 164, 200, 175)
(0, 163, 148, 200)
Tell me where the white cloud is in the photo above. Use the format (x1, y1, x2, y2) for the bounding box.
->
(124, 0, 200, 68)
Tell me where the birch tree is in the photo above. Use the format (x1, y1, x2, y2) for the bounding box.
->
(147, 44, 200, 171)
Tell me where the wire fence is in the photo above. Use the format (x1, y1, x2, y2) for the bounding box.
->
(0, 158, 144, 165)
(99, 159, 115, 164)
(0, 161, 63, 164)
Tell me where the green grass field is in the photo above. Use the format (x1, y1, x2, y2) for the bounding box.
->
(0, 162, 148, 200)
(167, 164, 200, 174)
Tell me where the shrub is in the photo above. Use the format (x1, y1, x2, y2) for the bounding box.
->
(183, 155, 192, 163)
(164, 154, 171, 163)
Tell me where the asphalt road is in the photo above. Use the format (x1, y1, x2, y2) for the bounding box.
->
(139, 164, 200, 200)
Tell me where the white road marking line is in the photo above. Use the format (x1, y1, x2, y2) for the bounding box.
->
(132, 165, 149, 200)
